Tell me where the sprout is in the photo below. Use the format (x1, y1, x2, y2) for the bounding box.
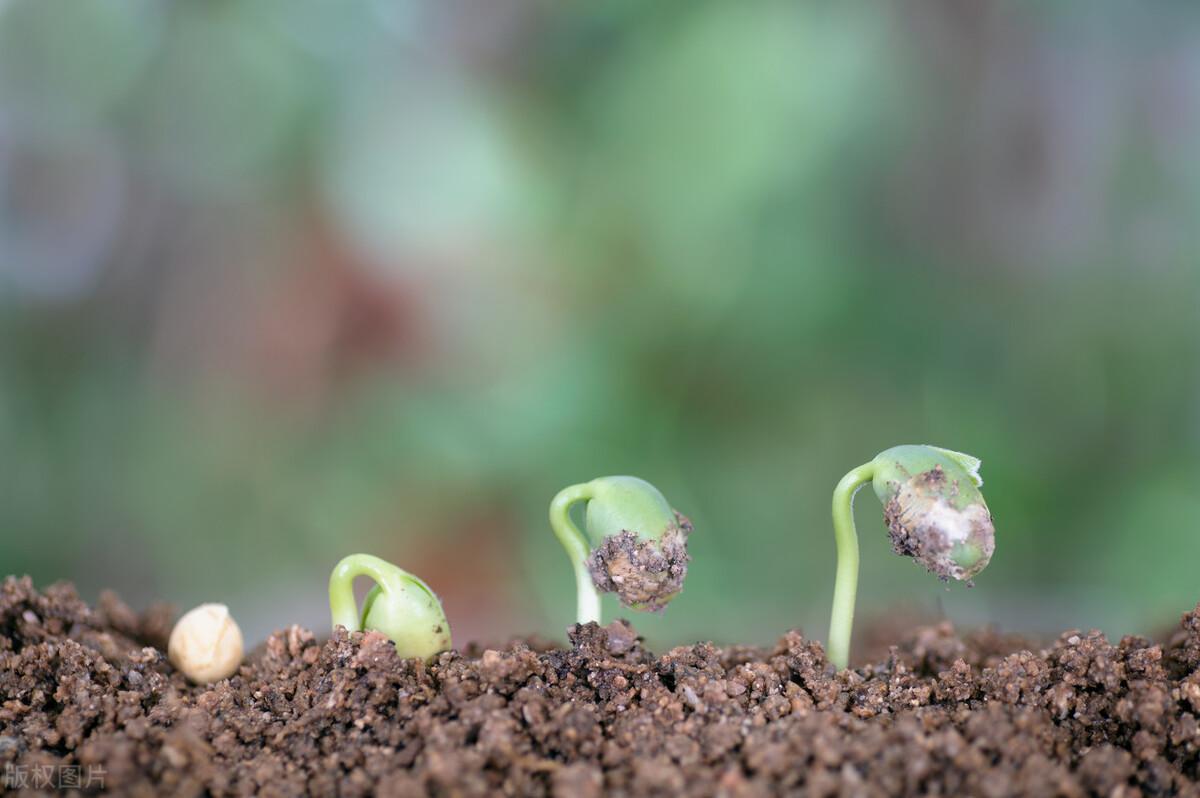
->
(329, 554, 452, 661)
(827, 445, 995, 670)
(550, 475, 693, 625)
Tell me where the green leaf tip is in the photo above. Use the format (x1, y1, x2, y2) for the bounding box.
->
(928, 446, 983, 487)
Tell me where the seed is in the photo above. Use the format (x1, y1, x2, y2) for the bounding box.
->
(168, 603, 244, 684)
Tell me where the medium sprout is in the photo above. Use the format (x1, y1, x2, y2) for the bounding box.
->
(550, 475, 693, 625)
(827, 445, 995, 670)
(329, 554, 452, 661)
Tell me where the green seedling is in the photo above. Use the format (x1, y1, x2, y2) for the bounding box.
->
(550, 475, 693, 625)
(329, 553, 452, 661)
(827, 445, 995, 670)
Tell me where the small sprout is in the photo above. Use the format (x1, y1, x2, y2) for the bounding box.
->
(550, 475, 693, 625)
(328, 554, 451, 661)
(827, 445, 996, 670)
(168, 603, 244, 684)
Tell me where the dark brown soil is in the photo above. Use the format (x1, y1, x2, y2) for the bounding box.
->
(586, 512, 693, 611)
(2, 576, 1199, 797)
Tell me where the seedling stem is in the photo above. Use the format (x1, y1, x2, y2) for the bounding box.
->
(828, 461, 875, 671)
(549, 483, 603, 625)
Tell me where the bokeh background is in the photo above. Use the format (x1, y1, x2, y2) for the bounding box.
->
(2, 0, 1198, 651)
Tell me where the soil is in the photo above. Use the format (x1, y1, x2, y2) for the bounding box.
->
(586, 512, 693, 611)
(2, 576, 1199, 797)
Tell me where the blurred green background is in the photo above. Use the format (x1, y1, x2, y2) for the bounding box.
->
(2, 0, 1198, 649)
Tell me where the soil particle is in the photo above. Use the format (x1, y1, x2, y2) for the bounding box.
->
(585, 512, 692, 611)
(3, 575, 1200, 795)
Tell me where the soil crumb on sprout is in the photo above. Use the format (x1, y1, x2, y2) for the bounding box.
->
(585, 512, 692, 611)
(883, 467, 995, 581)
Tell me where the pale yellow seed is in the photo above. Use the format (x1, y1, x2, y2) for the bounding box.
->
(168, 603, 244, 684)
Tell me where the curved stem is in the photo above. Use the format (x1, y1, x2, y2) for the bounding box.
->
(550, 482, 601, 625)
(329, 553, 409, 632)
(828, 462, 875, 670)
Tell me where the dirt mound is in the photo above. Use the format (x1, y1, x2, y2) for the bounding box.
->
(1, 576, 1198, 796)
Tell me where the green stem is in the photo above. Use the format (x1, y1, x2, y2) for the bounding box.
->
(828, 462, 875, 670)
(329, 553, 410, 632)
(549, 482, 602, 625)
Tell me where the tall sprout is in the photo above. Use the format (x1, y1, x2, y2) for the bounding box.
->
(828, 445, 995, 670)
